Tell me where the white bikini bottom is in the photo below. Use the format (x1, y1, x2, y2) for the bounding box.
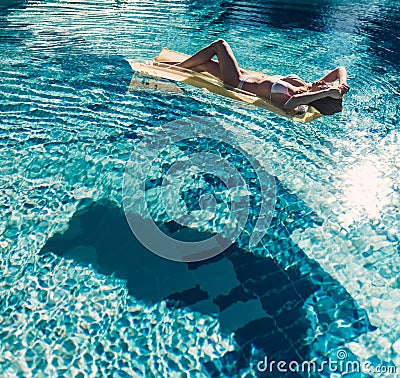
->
(237, 75, 250, 90)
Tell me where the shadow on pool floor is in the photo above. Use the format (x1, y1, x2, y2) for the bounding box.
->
(40, 199, 375, 377)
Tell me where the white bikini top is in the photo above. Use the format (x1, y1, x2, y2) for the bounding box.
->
(270, 74, 305, 100)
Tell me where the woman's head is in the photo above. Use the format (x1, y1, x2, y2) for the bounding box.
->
(309, 97, 343, 115)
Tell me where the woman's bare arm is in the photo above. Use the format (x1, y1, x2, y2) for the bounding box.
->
(283, 88, 341, 111)
(315, 66, 350, 94)
(316, 66, 348, 85)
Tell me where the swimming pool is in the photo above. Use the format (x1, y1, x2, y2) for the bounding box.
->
(1, 0, 399, 376)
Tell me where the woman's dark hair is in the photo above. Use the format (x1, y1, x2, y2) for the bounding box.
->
(309, 97, 343, 115)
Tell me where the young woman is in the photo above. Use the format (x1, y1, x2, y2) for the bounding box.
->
(174, 39, 350, 114)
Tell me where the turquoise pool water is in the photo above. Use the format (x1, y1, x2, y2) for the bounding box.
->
(1, 0, 399, 377)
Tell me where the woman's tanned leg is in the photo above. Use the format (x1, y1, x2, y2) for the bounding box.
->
(189, 61, 223, 80)
(178, 39, 241, 87)
(163, 60, 222, 79)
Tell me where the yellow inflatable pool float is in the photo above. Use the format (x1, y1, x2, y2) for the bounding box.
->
(127, 48, 323, 122)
